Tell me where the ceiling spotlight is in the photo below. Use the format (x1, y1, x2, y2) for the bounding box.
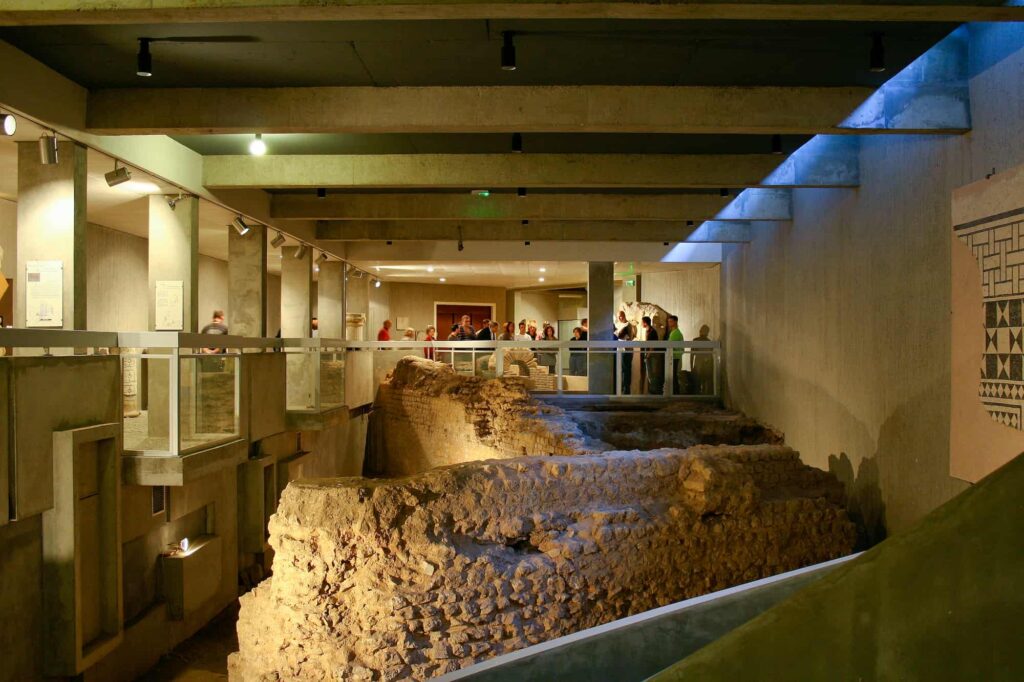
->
(317, 188, 327, 199)
(512, 132, 523, 153)
(427, 266, 435, 272)
(686, 220, 694, 227)
(539, 267, 546, 272)
(386, 240, 393, 246)
(316, 251, 329, 265)
(271, 231, 286, 248)
(525, 240, 531, 246)
(501, 31, 517, 71)
(105, 160, 132, 187)
(538, 277, 545, 282)
(137, 38, 153, 77)
(471, 189, 491, 197)
(458, 240, 465, 252)
(663, 241, 670, 246)
(771, 134, 783, 155)
(249, 133, 267, 156)
(38, 133, 58, 165)
(232, 216, 251, 236)
(719, 188, 729, 197)
(869, 33, 886, 73)
(294, 243, 308, 259)
(374, 278, 382, 288)
(522, 219, 529, 226)
(517, 187, 527, 198)
(0, 113, 16, 136)
(439, 277, 447, 282)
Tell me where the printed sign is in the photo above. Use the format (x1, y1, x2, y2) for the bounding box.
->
(26, 260, 63, 328)
(155, 280, 184, 331)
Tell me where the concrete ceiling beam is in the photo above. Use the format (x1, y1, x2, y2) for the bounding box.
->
(271, 190, 792, 221)
(86, 85, 895, 136)
(203, 154, 856, 189)
(316, 219, 752, 242)
(3, 2, 1023, 25)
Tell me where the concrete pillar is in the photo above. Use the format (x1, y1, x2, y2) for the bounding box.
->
(148, 195, 199, 332)
(15, 140, 87, 330)
(228, 223, 267, 337)
(588, 261, 615, 394)
(281, 245, 312, 338)
(317, 260, 344, 339)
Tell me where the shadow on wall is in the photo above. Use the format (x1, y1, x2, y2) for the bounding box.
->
(828, 453, 886, 550)
(723, 325, 964, 539)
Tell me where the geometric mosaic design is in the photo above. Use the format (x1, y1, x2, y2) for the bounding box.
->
(956, 216, 1024, 430)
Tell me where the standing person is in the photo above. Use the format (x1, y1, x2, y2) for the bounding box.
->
(641, 316, 663, 395)
(401, 327, 416, 340)
(447, 324, 459, 341)
(476, 319, 493, 341)
(692, 324, 715, 395)
(311, 317, 319, 338)
(201, 309, 228, 354)
(515, 320, 531, 341)
(456, 315, 476, 340)
(423, 325, 437, 360)
(499, 321, 515, 341)
(539, 325, 558, 374)
(527, 321, 538, 340)
(488, 320, 500, 339)
(569, 326, 587, 376)
(580, 318, 589, 338)
(377, 319, 392, 341)
(667, 315, 684, 394)
(615, 310, 634, 394)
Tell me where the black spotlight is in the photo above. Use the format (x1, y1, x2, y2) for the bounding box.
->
(517, 187, 527, 198)
(317, 188, 327, 199)
(869, 33, 886, 73)
(663, 242, 669, 246)
(719, 188, 729, 197)
(521, 219, 529, 226)
(137, 38, 153, 77)
(501, 31, 517, 71)
(512, 132, 523, 153)
(524, 240, 531, 246)
(771, 134, 783, 155)
(458, 240, 465, 252)
(386, 240, 393, 246)
(686, 220, 694, 227)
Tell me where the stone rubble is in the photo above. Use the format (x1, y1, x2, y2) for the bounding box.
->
(230, 445, 856, 681)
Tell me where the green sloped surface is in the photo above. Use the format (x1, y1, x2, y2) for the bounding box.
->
(649, 452, 1024, 682)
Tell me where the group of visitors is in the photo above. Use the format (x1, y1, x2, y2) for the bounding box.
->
(371, 311, 713, 395)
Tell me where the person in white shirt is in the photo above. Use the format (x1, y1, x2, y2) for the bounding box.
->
(514, 319, 532, 341)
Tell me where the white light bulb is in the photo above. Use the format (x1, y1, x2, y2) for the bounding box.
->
(439, 277, 446, 282)
(249, 134, 266, 156)
(427, 266, 435, 273)
(539, 267, 547, 273)
(180, 537, 190, 553)
(1, 114, 15, 136)
(538, 277, 545, 282)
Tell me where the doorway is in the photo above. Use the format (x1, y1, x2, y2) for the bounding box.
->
(435, 303, 494, 338)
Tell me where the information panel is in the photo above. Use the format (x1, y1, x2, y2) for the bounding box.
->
(26, 260, 63, 328)
(155, 280, 184, 331)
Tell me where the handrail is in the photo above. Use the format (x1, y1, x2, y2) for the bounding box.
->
(342, 339, 720, 350)
(118, 332, 282, 350)
(0, 328, 119, 348)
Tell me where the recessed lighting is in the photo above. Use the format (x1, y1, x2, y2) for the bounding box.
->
(439, 277, 447, 282)
(426, 266, 435, 273)
(538, 277, 545, 282)
(539, 267, 546, 273)
(249, 133, 267, 156)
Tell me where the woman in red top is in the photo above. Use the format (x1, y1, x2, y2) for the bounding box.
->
(377, 319, 392, 341)
(423, 325, 436, 360)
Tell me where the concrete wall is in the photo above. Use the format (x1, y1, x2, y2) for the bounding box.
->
(198, 254, 228, 325)
(514, 290, 560, 329)
(720, 23, 1024, 535)
(641, 266, 720, 340)
(0, 198, 14, 276)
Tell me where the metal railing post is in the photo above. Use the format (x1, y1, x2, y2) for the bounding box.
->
(615, 346, 622, 396)
(494, 343, 504, 378)
(713, 347, 722, 399)
(664, 347, 672, 397)
(555, 346, 564, 395)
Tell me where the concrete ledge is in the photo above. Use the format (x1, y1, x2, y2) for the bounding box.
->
(122, 439, 247, 487)
(285, 405, 349, 432)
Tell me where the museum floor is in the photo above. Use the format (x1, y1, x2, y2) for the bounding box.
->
(142, 604, 237, 681)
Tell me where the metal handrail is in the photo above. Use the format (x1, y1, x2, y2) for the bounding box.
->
(0, 328, 119, 348)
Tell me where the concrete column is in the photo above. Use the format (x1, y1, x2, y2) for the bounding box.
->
(281, 245, 312, 338)
(15, 140, 87, 330)
(317, 260, 344, 339)
(588, 261, 615, 394)
(228, 223, 268, 337)
(148, 195, 199, 332)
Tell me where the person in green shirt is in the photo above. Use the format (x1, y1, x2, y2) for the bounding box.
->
(667, 315, 685, 395)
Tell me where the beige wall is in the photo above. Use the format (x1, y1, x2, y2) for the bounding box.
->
(641, 266, 720, 340)
(721, 24, 1024, 535)
(0, 198, 14, 275)
(372, 281, 506, 338)
(515, 290, 560, 329)
(198, 255, 228, 327)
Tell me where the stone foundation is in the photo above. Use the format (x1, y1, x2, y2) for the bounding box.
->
(230, 445, 855, 681)
(365, 356, 588, 475)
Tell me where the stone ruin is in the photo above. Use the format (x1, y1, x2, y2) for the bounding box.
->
(231, 357, 858, 681)
(619, 300, 670, 338)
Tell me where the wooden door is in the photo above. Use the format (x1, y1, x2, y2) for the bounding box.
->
(436, 304, 492, 338)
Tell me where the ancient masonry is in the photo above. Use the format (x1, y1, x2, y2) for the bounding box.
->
(231, 358, 857, 681)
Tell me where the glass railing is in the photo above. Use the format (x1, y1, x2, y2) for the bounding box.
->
(280, 338, 347, 412)
(118, 332, 275, 456)
(343, 339, 721, 398)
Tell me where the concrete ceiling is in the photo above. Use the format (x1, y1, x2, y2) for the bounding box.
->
(350, 259, 715, 289)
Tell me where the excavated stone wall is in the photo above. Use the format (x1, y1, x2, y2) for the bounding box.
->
(230, 445, 856, 681)
(365, 356, 590, 475)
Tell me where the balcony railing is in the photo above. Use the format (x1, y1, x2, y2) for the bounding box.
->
(280, 338, 347, 412)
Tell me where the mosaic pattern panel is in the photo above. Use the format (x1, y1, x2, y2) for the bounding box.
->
(956, 216, 1024, 430)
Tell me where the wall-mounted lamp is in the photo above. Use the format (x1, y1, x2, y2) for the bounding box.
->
(105, 160, 132, 187)
(232, 216, 251, 236)
(270, 231, 286, 248)
(38, 133, 58, 165)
